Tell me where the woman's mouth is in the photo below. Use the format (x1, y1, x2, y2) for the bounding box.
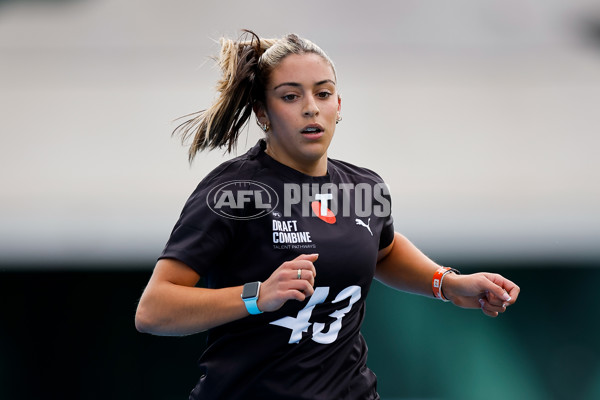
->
(301, 124, 324, 139)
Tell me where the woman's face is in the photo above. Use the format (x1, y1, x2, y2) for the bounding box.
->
(257, 52, 341, 176)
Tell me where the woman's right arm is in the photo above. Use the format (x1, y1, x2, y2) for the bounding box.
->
(135, 255, 318, 336)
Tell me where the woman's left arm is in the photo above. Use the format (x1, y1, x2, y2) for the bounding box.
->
(375, 232, 520, 317)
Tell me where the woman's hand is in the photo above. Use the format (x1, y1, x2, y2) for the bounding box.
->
(257, 253, 318, 313)
(442, 272, 520, 317)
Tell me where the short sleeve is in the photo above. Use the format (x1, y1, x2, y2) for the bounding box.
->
(377, 183, 394, 250)
(378, 213, 394, 250)
(158, 182, 236, 277)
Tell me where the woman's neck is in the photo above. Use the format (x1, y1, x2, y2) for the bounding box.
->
(264, 145, 328, 177)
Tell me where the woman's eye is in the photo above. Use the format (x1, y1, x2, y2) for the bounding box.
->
(317, 91, 332, 98)
(282, 94, 298, 101)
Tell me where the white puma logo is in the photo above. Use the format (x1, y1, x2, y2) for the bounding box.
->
(355, 218, 373, 236)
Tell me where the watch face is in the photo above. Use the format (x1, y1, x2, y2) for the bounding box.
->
(242, 281, 260, 299)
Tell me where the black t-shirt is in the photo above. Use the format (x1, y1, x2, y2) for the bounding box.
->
(160, 140, 394, 400)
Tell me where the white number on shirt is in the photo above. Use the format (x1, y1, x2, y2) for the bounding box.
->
(270, 285, 362, 344)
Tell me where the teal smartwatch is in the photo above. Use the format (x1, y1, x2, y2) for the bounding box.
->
(241, 281, 263, 315)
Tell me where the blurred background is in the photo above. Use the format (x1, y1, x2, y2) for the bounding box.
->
(1, 0, 599, 399)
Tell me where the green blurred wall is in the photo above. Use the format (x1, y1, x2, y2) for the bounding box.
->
(1, 265, 598, 400)
(363, 266, 600, 400)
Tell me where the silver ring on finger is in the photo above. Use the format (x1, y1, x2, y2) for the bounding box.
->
(297, 269, 302, 279)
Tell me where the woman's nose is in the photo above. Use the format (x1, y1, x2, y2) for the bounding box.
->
(303, 97, 319, 117)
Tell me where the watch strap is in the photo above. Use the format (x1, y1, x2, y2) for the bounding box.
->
(241, 282, 263, 315)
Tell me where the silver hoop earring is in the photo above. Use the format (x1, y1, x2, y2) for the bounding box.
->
(336, 115, 342, 124)
(256, 119, 270, 133)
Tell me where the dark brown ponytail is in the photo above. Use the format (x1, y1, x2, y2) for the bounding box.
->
(173, 30, 269, 161)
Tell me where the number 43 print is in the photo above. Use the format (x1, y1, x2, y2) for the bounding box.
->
(270, 285, 361, 344)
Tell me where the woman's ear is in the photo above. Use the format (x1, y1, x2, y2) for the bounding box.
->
(253, 102, 269, 125)
(253, 101, 271, 132)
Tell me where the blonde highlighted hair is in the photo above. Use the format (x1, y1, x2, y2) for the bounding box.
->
(173, 29, 336, 162)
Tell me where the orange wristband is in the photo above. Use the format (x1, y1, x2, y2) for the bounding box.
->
(432, 267, 459, 302)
